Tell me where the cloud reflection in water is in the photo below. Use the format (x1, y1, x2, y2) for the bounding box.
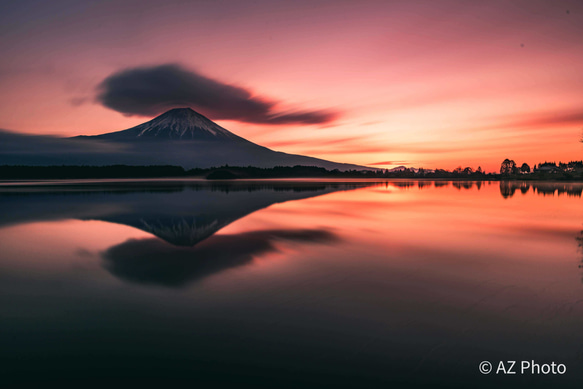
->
(102, 229, 339, 287)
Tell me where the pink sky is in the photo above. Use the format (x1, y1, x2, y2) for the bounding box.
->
(0, 0, 582, 172)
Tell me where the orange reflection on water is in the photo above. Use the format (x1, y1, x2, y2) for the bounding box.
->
(224, 181, 582, 267)
(206, 181, 583, 319)
(0, 219, 152, 274)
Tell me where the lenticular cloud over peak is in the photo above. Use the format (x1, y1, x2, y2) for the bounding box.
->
(96, 64, 339, 126)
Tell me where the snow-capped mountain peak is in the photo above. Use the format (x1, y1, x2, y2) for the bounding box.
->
(97, 108, 244, 141)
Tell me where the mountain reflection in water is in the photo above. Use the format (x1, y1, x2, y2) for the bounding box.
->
(0, 181, 372, 246)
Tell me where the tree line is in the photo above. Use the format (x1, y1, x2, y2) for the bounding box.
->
(1, 161, 582, 180)
(500, 159, 583, 179)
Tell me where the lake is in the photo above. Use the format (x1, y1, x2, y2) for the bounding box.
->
(1, 179, 582, 388)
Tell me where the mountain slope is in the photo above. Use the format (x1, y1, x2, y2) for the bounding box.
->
(0, 108, 373, 171)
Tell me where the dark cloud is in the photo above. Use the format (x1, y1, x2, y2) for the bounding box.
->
(96, 64, 339, 125)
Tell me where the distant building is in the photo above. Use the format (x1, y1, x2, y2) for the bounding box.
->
(535, 164, 561, 174)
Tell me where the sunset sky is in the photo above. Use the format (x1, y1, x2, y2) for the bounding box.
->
(1, 0, 582, 172)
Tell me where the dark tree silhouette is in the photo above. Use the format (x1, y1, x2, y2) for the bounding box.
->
(500, 159, 516, 175)
(520, 163, 531, 173)
(499, 181, 516, 198)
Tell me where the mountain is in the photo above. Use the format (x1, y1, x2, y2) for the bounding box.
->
(0, 108, 374, 170)
(72, 108, 374, 171)
(91, 108, 246, 142)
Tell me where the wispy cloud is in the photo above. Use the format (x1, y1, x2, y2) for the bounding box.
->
(474, 108, 583, 133)
(265, 136, 363, 149)
(501, 109, 583, 129)
(368, 160, 409, 166)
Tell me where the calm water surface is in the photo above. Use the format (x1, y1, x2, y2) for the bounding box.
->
(1, 180, 582, 388)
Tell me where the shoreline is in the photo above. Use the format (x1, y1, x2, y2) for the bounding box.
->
(2, 177, 583, 188)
